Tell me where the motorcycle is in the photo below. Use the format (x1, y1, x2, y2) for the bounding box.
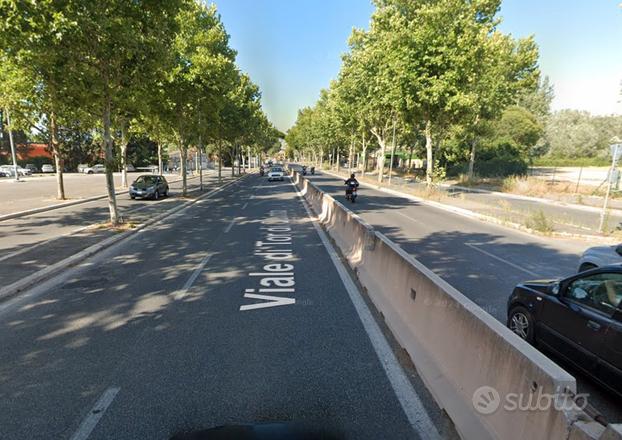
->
(345, 182, 358, 203)
(302, 166, 307, 176)
(310, 167, 315, 175)
(259, 168, 265, 176)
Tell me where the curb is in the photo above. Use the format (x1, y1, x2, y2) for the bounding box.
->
(323, 170, 617, 244)
(0, 174, 247, 302)
(0, 175, 202, 222)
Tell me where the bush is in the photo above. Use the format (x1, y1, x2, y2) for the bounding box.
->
(474, 157, 528, 177)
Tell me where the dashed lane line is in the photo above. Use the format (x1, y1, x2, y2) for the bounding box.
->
(68, 387, 120, 440)
(464, 243, 540, 278)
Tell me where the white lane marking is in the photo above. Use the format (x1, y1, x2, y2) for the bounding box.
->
(291, 181, 441, 440)
(241, 202, 249, 210)
(465, 243, 540, 277)
(395, 211, 426, 226)
(173, 254, 213, 300)
(69, 386, 120, 440)
(224, 217, 240, 233)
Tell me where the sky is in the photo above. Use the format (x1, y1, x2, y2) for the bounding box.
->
(216, 0, 622, 132)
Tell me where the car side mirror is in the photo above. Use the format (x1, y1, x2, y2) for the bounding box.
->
(548, 282, 561, 296)
(615, 245, 622, 257)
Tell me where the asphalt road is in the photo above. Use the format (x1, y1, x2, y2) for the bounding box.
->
(308, 171, 622, 424)
(0, 172, 220, 254)
(0, 174, 438, 440)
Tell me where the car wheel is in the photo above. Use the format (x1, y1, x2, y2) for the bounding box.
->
(154, 190, 160, 200)
(88, 171, 93, 174)
(508, 306, 534, 343)
(579, 263, 597, 272)
(164, 189, 169, 197)
(130, 195, 135, 200)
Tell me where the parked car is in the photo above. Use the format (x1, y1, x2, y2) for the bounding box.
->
(268, 166, 285, 182)
(83, 164, 106, 174)
(129, 175, 169, 200)
(507, 266, 622, 396)
(25, 164, 38, 173)
(126, 164, 136, 172)
(578, 244, 622, 272)
(7, 166, 32, 176)
(41, 164, 55, 173)
(0, 165, 15, 177)
(0, 169, 9, 177)
(77, 164, 89, 173)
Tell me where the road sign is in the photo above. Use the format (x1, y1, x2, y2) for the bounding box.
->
(610, 143, 622, 163)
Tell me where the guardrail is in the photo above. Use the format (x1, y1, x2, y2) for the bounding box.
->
(292, 171, 622, 440)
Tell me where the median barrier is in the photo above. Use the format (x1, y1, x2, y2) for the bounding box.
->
(292, 171, 621, 440)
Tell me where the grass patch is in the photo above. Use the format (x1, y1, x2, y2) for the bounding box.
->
(524, 210, 554, 234)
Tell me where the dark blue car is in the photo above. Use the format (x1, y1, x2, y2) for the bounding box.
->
(507, 265, 622, 396)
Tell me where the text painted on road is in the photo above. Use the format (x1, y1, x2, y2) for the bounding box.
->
(240, 210, 296, 311)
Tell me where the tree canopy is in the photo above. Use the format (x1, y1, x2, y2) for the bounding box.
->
(0, 0, 276, 224)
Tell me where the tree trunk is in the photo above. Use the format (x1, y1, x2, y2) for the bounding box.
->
(4, 108, 18, 182)
(237, 145, 241, 175)
(425, 119, 434, 186)
(348, 138, 354, 171)
(467, 140, 477, 180)
(120, 123, 128, 188)
(218, 143, 222, 181)
(102, 95, 120, 225)
(467, 116, 480, 180)
(336, 150, 340, 173)
(377, 140, 386, 183)
(248, 146, 252, 171)
(157, 142, 163, 175)
(408, 144, 414, 170)
(231, 146, 235, 177)
(49, 111, 65, 199)
(361, 133, 367, 176)
(199, 148, 203, 191)
(180, 142, 187, 197)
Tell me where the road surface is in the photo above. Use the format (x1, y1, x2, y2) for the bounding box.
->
(308, 171, 622, 424)
(0, 174, 444, 440)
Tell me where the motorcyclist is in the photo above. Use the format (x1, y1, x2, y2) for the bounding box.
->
(302, 165, 307, 175)
(344, 173, 359, 198)
(310, 166, 315, 175)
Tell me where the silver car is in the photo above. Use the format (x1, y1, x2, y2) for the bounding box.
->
(268, 166, 285, 181)
(578, 244, 622, 272)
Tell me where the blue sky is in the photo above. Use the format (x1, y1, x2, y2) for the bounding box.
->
(216, 0, 622, 131)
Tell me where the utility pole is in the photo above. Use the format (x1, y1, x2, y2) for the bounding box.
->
(599, 138, 622, 233)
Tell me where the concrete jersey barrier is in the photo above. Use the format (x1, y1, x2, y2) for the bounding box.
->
(292, 171, 622, 440)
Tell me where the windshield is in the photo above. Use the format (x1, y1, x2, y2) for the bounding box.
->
(271, 167, 283, 173)
(134, 176, 157, 185)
